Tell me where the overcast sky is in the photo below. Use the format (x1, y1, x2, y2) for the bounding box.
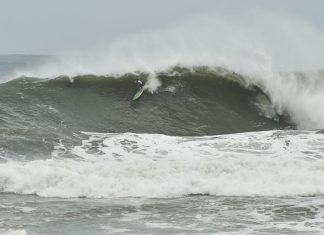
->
(1, 0, 323, 54)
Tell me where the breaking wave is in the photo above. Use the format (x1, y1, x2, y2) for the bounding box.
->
(1, 130, 324, 198)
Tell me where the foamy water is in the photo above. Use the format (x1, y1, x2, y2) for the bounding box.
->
(1, 130, 324, 198)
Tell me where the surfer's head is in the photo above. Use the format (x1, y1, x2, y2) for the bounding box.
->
(137, 79, 144, 86)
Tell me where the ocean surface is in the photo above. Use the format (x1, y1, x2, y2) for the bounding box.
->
(0, 53, 324, 235)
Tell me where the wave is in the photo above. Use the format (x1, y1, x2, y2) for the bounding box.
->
(0, 13, 323, 202)
(2, 9, 324, 131)
(1, 130, 324, 198)
(4, 58, 324, 133)
(0, 67, 291, 141)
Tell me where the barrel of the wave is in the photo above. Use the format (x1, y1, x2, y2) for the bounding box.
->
(132, 80, 145, 101)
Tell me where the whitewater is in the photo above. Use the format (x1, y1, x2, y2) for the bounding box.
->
(1, 130, 324, 198)
(1, 6, 324, 235)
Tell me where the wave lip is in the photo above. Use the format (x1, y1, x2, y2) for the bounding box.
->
(1, 130, 324, 198)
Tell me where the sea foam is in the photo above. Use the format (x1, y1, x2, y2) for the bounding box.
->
(0, 130, 324, 198)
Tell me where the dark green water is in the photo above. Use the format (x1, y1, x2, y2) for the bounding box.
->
(0, 67, 292, 158)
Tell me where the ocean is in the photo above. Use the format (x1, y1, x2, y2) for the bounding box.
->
(0, 53, 323, 235)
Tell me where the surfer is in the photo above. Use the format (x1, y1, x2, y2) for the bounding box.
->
(136, 79, 144, 88)
(133, 80, 145, 101)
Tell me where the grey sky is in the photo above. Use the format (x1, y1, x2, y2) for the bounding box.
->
(1, 0, 323, 54)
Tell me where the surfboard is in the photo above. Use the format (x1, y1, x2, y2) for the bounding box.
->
(132, 87, 144, 101)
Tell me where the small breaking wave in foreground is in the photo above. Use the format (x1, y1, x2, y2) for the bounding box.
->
(1, 130, 324, 198)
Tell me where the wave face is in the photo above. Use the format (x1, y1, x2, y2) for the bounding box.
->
(0, 67, 294, 158)
(1, 130, 324, 198)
